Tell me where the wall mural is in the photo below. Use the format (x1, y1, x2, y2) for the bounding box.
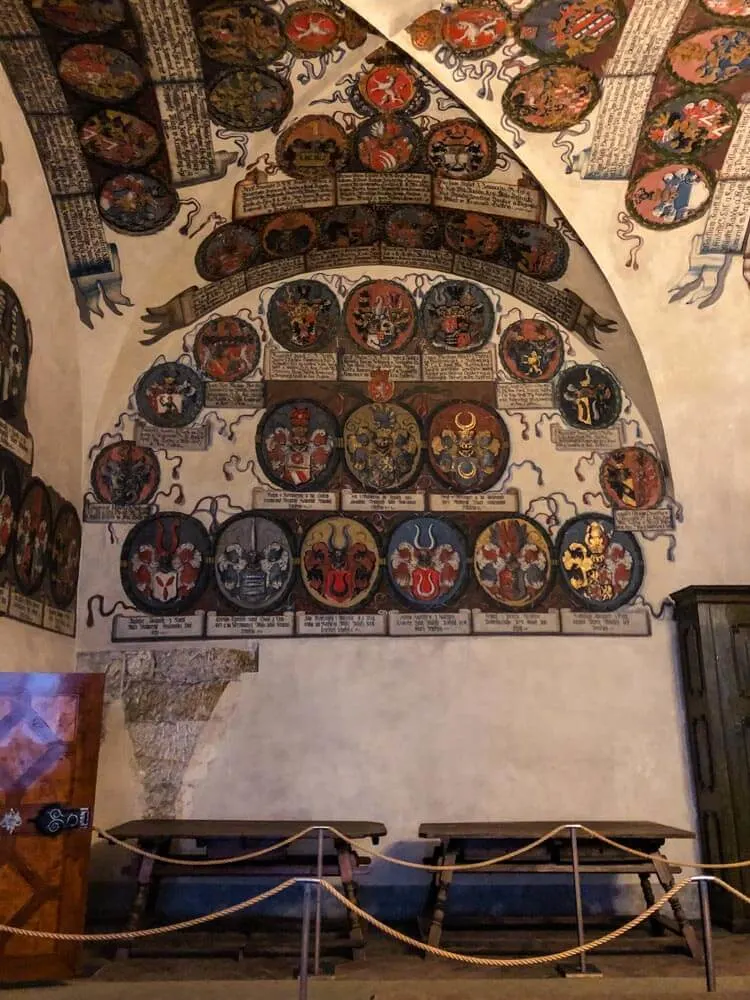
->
(405, 0, 750, 304)
(79, 31, 680, 644)
(0, 278, 81, 636)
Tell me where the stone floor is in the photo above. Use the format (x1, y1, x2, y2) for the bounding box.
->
(4, 923, 750, 999)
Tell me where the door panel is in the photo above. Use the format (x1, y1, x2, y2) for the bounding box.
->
(0, 673, 103, 983)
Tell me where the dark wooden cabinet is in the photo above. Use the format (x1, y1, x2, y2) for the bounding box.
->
(671, 586, 750, 931)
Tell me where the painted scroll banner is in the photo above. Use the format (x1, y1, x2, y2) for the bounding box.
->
(234, 177, 336, 220)
(584, 0, 690, 180)
(701, 102, 750, 254)
(129, 0, 218, 185)
(143, 251, 615, 344)
(434, 178, 542, 221)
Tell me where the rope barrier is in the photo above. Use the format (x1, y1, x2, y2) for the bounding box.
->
(1, 874, 748, 966)
(96, 822, 750, 873)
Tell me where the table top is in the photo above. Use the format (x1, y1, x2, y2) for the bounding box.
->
(418, 821, 695, 841)
(107, 820, 387, 841)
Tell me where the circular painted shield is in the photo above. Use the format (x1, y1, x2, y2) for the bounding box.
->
(557, 514, 643, 612)
(0, 455, 21, 570)
(599, 446, 665, 510)
(99, 173, 178, 235)
(136, 363, 205, 429)
(408, 10, 442, 50)
(385, 206, 442, 249)
(344, 280, 417, 353)
(79, 110, 160, 168)
(58, 45, 144, 102)
(121, 513, 212, 615)
(420, 280, 494, 352)
(626, 163, 713, 229)
(257, 400, 339, 490)
(13, 479, 52, 596)
(0, 280, 30, 421)
(214, 513, 295, 612)
(425, 118, 496, 180)
(503, 63, 599, 131)
(91, 441, 160, 506)
(498, 221, 569, 281)
(268, 279, 341, 352)
(668, 28, 750, 86)
(193, 315, 260, 382)
(700, 0, 750, 15)
(445, 211, 503, 258)
(195, 223, 259, 282)
(343, 403, 422, 492)
(388, 517, 468, 610)
(441, 5, 511, 57)
(319, 206, 379, 249)
(644, 95, 736, 157)
(357, 64, 421, 113)
(556, 364, 621, 429)
(48, 504, 82, 609)
(31, 0, 126, 35)
(474, 515, 555, 610)
(276, 115, 349, 178)
(284, 3, 342, 55)
(300, 515, 380, 609)
(499, 319, 563, 382)
(261, 211, 318, 256)
(518, 0, 623, 58)
(207, 68, 292, 131)
(355, 115, 422, 172)
(427, 402, 510, 492)
(196, 3, 286, 64)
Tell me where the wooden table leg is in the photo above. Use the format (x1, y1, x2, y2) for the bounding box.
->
(336, 843, 365, 960)
(651, 853, 702, 961)
(424, 846, 457, 959)
(115, 839, 162, 961)
(639, 872, 666, 937)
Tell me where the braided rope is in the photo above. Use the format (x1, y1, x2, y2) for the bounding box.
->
(95, 827, 321, 866)
(577, 826, 750, 871)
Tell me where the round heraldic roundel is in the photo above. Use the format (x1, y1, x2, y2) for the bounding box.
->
(503, 63, 599, 131)
(644, 95, 737, 158)
(121, 513, 212, 615)
(193, 316, 261, 382)
(196, 3, 287, 65)
(135, 363, 205, 429)
(214, 513, 296, 613)
(268, 279, 341, 352)
(668, 28, 750, 86)
(32, 0, 127, 34)
(357, 64, 422, 114)
(427, 401, 510, 492)
(473, 515, 555, 610)
(518, 0, 624, 59)
(626, 163, 713, 230)
(276, 115, 349, 179)
(91, 441, 160, 507)
(354, 115, 423, 173)
(387, 516, 468, 610)
(499, 319, 564, 382)
(257, 400, 339, 491)
(58, 45, 145, 102)
(13, 479, 52, 596)
(300, 515, 380, 610)
(420, 280, 495, 352)
(441, 5, 511, 57)
(0, 280, 31, 421)
(207, 68, 292, 131)
(425, 118, 497, 181)
(556, 514, 643, 612)
(284, 3, 343, 56)
(343, 403, 422, 492)
(99, 173, 178, 236)
(556, 364, 621, 429)
(195, 223, 259, 282)
(599, 446, 665, 510)
(49, 504, 82, 609)
(344, 280, 417, 353)
(79, 110, 161, 169)
(0, 454, 21, 571)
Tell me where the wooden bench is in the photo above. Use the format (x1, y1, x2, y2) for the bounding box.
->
(106, 819, 386, 960)
(418, 821, 700, 960)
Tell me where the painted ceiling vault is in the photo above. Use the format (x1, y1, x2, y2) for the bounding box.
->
(0, 0, 705, 645)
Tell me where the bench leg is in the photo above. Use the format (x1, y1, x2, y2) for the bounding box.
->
(651, 853, 701, 961)
(116, 850, 157, 961)
(639, 873, 666, 937)
(337, 845, 365, 960)
(424, 849, 457, 959)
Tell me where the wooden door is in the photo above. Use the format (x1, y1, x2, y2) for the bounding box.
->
(0, 672, 104, 983)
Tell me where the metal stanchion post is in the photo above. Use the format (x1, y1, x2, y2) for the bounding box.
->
(557, 824, 602, 978)
(314, 828, 323, 976)
(297, 882, 312, 1000)
(696, 877, 717, 993)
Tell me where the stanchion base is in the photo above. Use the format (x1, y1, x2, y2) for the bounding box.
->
(293, 962, 336, 979)
(556, 962, 603, 978)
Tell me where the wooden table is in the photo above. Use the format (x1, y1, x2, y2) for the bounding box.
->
(418, 821, 699, 960)
(106, 819, 386, 960)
